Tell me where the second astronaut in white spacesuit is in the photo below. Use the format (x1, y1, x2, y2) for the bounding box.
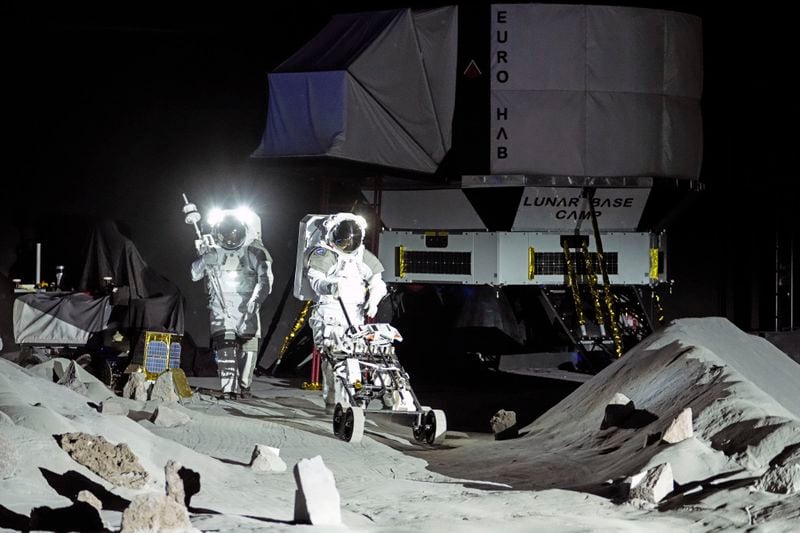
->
(192, 209, 273, 399)
(303, 213, 386, 405)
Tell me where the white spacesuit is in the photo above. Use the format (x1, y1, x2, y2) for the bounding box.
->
(302, 213, 386, 405)
(191, 209, 273, 399)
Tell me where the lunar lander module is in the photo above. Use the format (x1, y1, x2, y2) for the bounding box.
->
(257, 4, 703, 402)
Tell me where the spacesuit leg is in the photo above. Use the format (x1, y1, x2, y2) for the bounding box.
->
(322, 356, 355, 408)
(321, 357, 337, 407)
(310, 304, 348, 407)
(238, 336, 258, 395)
(310, 309, 332, 405)
(308, 311, 327, 349)
(216, 343, 240, 396)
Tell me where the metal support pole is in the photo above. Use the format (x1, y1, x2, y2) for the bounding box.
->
(791, 233, 795, 330)
(35, 242, 41, 289)
(371, 176, 382, 255)
(775, 230, 780, 332)
(563, 240, 587, 338)
(585, 188, 623, 356)
(312, 346, 320, 386)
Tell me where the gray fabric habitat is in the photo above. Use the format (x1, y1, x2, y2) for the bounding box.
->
(253, 7, 458, 174)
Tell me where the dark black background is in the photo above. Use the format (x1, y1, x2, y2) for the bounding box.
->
(3, 2, 798, 349)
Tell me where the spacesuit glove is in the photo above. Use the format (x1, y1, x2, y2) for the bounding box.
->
(200, 248, 218, 266)
(327, 279, 340, 298)
(366, 302, 378, 319)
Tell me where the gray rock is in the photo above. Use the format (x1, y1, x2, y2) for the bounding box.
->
(626, 498, 656, 511)
(755, 463, 800, 495)
(250, 445, 287, 473)
(74, 353, 93, 367)
(165, 460, 185, 505)
(121, 493, 192, 533)
(17, 350, 49, 368)
(609, 392, 633, 407)
(0, 433, 19, 480)
(56, 361, 89, 396)
(293, 456, 341, 525)
(58, 432, 149, 488)
(123, 372, 149, 401)
(601, 393, 635, 429)
(490, 409, 518, 440)
(662, 407, 693, 444)
(77, 490, 102, 511)
(773, 443, 800, 467)
(150, 371, 179, 403)
(100, 400, 129, 416)
(628, 463, 673, 504)
(152, 405, 192, 428)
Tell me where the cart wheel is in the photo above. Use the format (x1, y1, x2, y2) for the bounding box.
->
(424, 409, 447, 445)
(333, 403, 346, 438)
(100, 359, 116, 390)
(343, 406, 365, 443)
(412, 412, 426, 442)
(412, 408, 432, 443)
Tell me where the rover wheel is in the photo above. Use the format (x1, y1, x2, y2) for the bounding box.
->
(424, 409, 447, 445)
(333, 403, 346, 438)
(343, 406, 365, 443)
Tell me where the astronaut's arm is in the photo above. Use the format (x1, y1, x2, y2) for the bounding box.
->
(191, 247, 222, 282)
(307, 265, 339, 297)
(190, 257, 206, 282)
(365, 273, 387, 318)
(245, 246, 274, 313)
(306, 247, 340, 297)
(361, 250, 387, 318)
(264, 260, 274, 294)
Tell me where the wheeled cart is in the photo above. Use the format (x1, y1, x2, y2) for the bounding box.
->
(323, 322, 447, 445)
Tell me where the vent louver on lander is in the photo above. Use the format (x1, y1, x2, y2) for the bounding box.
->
(534, 252, 619, 276)
(398, 250, 472, 275)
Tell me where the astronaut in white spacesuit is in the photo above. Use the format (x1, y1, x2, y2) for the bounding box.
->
(302, 213, 386, 405)
(191, 209, 273, 399)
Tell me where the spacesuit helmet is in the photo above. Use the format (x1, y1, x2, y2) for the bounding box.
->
(330, 218, 364, 254)
(214, 214, 247, 250)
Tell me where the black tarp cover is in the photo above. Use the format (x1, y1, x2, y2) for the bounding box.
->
(0, 274, 15, 352)
(79, 221, 184, 334)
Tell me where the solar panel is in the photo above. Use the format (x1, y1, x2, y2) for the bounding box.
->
(145, 340, 169, 374)
(140, 331, 183, 380)
(168, 343, 182, 369)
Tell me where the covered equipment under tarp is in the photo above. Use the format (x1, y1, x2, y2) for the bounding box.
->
(13, 292, 112, 345)
(252, 6, 458, 174)
(79, 221, 184, 335)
